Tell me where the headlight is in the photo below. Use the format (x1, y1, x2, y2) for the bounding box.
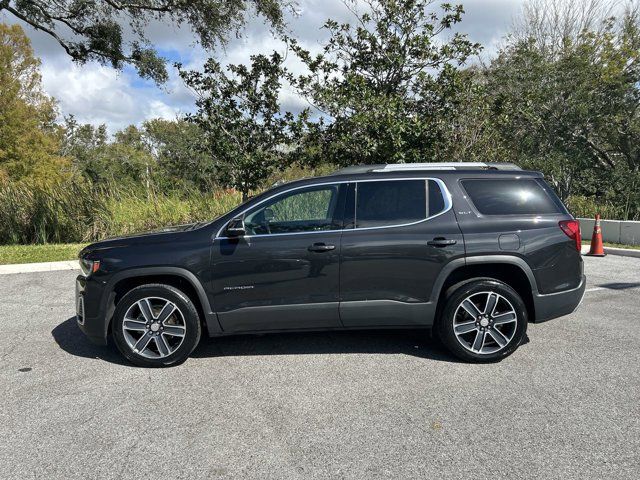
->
(79, 258, 100, 276)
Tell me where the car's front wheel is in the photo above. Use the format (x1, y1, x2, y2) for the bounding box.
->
(112, 284, 201, 367)
(437, 279, 527, 362)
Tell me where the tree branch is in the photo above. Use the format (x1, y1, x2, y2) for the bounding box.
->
(4, 4, 77, 59)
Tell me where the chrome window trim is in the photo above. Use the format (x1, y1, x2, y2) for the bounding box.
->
(215, 177, 453, 240)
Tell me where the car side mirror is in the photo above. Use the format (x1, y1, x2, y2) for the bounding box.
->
(226, 217, 246, 237)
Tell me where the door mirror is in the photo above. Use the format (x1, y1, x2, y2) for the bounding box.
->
(226, 217, 246, 237)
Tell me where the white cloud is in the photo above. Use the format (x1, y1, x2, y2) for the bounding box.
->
(39, 60, 193, 132)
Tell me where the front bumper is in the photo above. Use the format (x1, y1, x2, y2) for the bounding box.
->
(533, 274, 586, 323)
(75, 274, 110, 345)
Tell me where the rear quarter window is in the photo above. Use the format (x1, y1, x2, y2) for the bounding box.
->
(461, 179, 567, 215)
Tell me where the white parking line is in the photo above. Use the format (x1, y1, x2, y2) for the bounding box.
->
(585, 287, 605, 293)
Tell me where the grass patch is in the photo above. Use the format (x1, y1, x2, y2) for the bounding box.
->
(583, 241, 640, 251)
(0, 243, 87, 265)
(603, 242, 640, 250)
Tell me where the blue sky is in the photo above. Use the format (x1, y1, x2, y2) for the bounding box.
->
(1, 0, 524, 133)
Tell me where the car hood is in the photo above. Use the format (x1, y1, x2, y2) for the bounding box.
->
(80, 222, 204, 256)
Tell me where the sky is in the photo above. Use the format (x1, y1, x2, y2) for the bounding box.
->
(1, 0, 524, 133)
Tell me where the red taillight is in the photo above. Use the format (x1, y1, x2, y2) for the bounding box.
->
(559, 220, 581, 252)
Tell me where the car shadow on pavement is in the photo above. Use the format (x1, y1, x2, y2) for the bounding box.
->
(53, 317, 531, 365)
(597, 282, 640, 290)
(52, 317, 466, 365)
(192, 330, 464, 363)
(52, 317, 132, 367)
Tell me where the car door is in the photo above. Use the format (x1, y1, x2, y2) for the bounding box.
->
(339, 177, 465, 327)
(211, 183, 346, 333)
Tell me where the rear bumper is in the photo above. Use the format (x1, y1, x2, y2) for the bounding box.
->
(532, 275, 586, 323)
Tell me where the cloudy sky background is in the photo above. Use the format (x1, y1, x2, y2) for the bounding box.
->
(1, 0, 524, 133)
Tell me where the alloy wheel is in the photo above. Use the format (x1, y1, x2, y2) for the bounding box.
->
(452, 291, 518, 355)
(122, 297, 187, 359)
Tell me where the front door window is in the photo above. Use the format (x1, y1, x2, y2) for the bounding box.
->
(244, 185, 341, 235)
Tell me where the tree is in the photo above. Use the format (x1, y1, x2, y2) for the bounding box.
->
(288, 0, 481, 167)
(0, 23, 69, 185)
(60, 115, 108, 176)
(179, 52, 294, 200)
(61, 117, 155, 185)
(0, 0, 294, 83)
(143, 118, 214, 191)
(483, 4, 640, 209)
(512, 0, 621, 55)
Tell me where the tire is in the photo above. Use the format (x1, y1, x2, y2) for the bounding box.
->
(112, 284, 201, 367)
(436, 279, 527, 363)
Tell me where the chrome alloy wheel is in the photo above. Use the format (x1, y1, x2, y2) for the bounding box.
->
(453, 291, 518, 355)
(122, 297, 187, 359)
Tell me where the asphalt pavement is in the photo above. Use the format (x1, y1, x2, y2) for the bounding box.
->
(0, 255, 639, 479)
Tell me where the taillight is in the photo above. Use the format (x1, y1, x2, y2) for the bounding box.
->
(559, 220, 581, 252)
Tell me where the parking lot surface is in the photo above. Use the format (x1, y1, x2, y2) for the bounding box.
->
(0, 255, 639, 479)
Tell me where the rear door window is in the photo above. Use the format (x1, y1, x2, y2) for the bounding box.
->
(354, 179, 447, 228)
(461, 179, 566, 215)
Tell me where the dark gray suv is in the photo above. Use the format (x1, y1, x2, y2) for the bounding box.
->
(76, 163, 585, 367)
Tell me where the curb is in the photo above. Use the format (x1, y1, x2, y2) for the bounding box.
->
(602, 246, 640, 258)
(581, 245, 640, 258)
(0, 260, 79, 275)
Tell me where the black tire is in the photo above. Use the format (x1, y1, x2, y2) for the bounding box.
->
(436, 278, 527, 363)
(112, 284, 201, 367)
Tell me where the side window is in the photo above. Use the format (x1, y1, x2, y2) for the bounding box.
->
(244, 185, 340, 235)
(353, 179, 448, 229)
(355, 180, 425, 228)
(461, 179, 565, 215)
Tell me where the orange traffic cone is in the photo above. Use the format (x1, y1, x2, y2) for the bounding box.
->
(586, 214, 605, 257)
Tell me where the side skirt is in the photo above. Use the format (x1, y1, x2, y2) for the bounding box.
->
(208, 324, 432, 338)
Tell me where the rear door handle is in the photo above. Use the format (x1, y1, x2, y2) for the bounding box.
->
(427, 237, 457, 247)
(308, 242, 336, 252)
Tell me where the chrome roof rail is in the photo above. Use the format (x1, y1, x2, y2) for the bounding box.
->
(332, 162, 521, 175)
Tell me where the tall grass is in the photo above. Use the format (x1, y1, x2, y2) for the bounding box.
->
(0, 181, 243, 244)
(104, 188, 242, 237)
(566, 196, 640, 221)
(0, 164, 336, 245)
(0, 181, 109, 244)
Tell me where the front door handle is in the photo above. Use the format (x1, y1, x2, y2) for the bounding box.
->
(308, 242, 336, 252)
(427, 237, 457, 247)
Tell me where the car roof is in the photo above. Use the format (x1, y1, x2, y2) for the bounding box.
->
(273, 165, 543, 190)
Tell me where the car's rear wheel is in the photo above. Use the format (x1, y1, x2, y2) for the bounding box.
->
(112, 284, 201, 367)
(437, 279, 527, 362)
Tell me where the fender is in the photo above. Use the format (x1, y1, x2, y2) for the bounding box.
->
(429, 255, 540, 304)
(102, 267, 223, 336)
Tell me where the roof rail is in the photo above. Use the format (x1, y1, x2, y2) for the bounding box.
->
(332, 162, 521, 175)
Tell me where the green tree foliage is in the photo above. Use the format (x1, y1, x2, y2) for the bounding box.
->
(61, 117, 154, 186)
(143, 118, 214, 191)
(179, 52, 295, 200)
(62, 116, 216, 192)
(0, 23, 69, 185)
(288, 0, 481, 166)
(480, 3, 640, 217)
(0, 0, 294, 83)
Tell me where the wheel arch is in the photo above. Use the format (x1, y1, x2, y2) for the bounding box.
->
(432, 256, 538, 322)
(103, 267, 222, 337)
